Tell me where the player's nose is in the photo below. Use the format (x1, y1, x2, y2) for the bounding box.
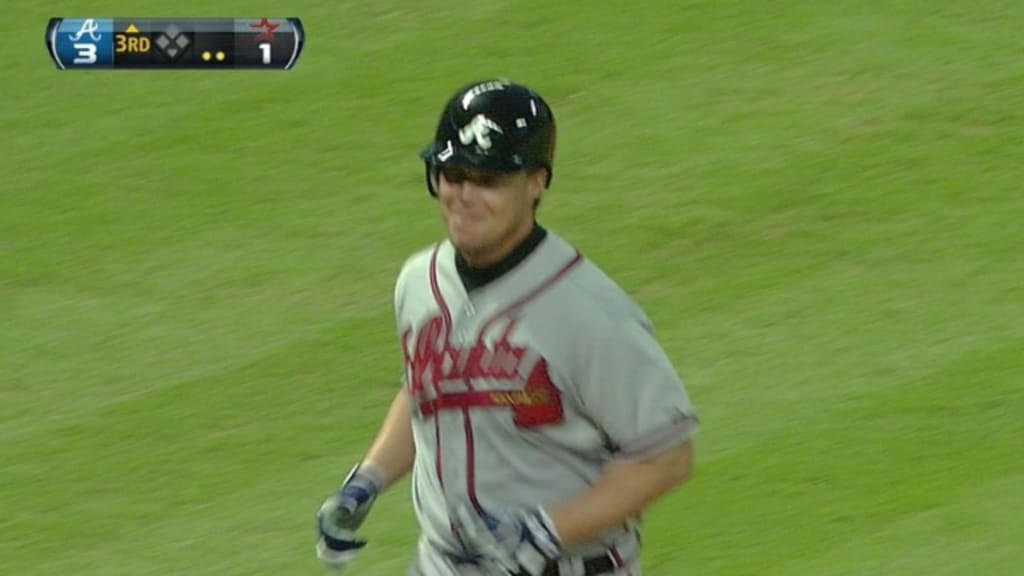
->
(443, 179, 479, 205)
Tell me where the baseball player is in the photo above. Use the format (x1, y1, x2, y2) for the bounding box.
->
(316, 80, 699, 576)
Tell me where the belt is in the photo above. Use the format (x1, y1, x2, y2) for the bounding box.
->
(447, 550, 618, 575)
(542, 552, 617, 576)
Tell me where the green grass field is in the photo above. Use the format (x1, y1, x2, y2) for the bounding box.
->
(3, 1, 1023, 574)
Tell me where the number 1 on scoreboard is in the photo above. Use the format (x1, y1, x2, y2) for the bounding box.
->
(259, 42, 270, 64)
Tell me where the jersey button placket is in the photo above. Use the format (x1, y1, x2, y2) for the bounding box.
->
(460, 300, 476, 342)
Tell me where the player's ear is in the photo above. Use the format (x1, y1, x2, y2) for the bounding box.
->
(526, 168, 547, 203)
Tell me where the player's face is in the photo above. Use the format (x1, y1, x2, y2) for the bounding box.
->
(436, 165, 544, 267)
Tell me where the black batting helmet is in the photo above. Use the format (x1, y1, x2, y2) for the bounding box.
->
(420, 79, 556, 197)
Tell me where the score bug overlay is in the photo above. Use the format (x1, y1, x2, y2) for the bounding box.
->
(46, 18, 305, 70)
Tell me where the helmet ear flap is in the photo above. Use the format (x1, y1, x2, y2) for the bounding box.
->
(425, 163, 440, 198)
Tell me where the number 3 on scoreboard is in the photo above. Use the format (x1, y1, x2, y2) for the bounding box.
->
(73, 43, 98, 64)
(259, 42, 271, 65)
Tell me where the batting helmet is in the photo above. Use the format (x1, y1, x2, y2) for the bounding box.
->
(420, 79, 556, 197)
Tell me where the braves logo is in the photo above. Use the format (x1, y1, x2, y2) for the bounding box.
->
(402, 315, 563, 428)
(68, 19, 102, 41)
(458, 114, 504, 151)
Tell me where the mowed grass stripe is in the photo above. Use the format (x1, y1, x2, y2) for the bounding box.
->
(637, 336, 1024, 574)
(1, 318, 403, 568)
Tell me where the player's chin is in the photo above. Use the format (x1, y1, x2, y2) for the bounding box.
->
(450, 235, 487, 257)
(449, 233, 497, 262)
(446, 220, 486, 249)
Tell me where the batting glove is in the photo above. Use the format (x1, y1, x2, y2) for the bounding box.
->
(453, 504, 563, 576)
(316, 463, 384, 571)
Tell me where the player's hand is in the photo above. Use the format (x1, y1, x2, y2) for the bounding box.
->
(315, 464, 383, 571)
(452, 503, 563, 576)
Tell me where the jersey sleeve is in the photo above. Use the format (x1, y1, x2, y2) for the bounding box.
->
(394, 248, 432, 334)
(393, 252, 421, 388)
(570, 313, 699, 459)
(394, 258, 410, 333)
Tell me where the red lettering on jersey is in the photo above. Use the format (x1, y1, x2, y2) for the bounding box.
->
(402, 315, 563, 428)
(405, 315, 451, 396)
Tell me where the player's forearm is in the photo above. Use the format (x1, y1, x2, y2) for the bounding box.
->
(549, 440, 694, 547)
(361, 390, 416, 490)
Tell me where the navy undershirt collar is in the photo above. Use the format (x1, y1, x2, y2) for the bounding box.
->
(454, 223, 548, 292)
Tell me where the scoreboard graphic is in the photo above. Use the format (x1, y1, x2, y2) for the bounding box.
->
(46, 18, 305, 70)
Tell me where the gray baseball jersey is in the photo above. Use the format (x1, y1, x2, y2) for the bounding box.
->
(395, 229, 698, 571)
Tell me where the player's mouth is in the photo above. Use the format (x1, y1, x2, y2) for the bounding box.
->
(448, 211, 487, 226)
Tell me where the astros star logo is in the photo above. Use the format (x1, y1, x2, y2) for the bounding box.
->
(249, 18, 280, 42)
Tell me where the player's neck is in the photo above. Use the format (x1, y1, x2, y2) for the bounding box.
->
(455, 221, 547, 292)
